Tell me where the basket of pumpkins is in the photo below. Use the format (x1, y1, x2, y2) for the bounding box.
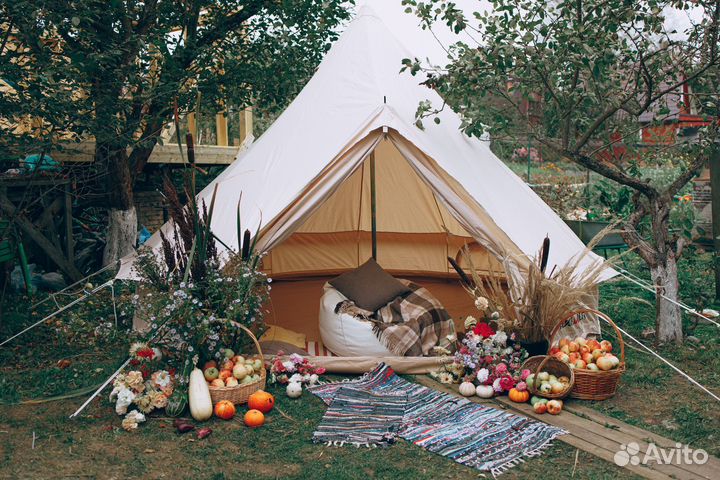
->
(201, 322, 266, 405)
(548, 308, 625, 401)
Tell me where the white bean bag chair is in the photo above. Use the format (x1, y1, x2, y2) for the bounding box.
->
(319, 283, 393, 357)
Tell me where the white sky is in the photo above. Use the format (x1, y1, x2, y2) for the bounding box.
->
(357, 0, 705, 66)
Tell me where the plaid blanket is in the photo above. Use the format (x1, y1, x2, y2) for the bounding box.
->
(335, 280, 455, 357)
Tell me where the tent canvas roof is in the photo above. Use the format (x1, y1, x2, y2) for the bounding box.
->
(117, 5, 611, 281)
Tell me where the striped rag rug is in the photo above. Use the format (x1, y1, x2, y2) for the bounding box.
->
(308, 363, 567, 476)
(312, 386, 407, 447)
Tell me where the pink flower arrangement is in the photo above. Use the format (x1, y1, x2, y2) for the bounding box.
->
(269, 352, 326, 385)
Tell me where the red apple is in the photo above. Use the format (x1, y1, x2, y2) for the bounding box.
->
(534, 402, 548, 414)
(203, 360, 218, 371)
(600, 340, 613, 353)
(225, 377, 239, 387)
(560, 344, 570, 355)
(582, 352, 594, 364)
(558, 338, 570, 348)
(210, 378, 225, 387)
(549, 347, 560, 356)
(221, 360, 234, 371)
(596, 355, 614, 371)
(554, 352, 570, 363)
(574, 359, 586, 369)
(568, 341, 579, 353)
(219, 369, 233, 381)
(591, 349, 604, 361)
(547, 399, 563, 415)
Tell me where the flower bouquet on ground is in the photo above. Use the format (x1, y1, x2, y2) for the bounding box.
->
(430, 300, 529, 397)
(116, 176, 271, 428)
(268, 353, 326, 386)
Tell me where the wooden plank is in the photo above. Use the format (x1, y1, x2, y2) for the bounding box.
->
(495, 397, 708, 480)
(563, 403, 720, 476)
(414, 376, 715, 480)
(51, 142, 239, 165)
(216, 111, 228, 146)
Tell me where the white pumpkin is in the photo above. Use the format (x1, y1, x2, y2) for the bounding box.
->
(286, 382, 303, 399)
(475, 384, 495, 399)
(188, 368, 213, 421)
(459, 381, 476, 397)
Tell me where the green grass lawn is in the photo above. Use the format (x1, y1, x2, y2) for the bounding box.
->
(0, 377, 639, 480)
(0, 249, 718, 478)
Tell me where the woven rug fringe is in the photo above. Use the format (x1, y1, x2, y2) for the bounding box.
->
(490, 429, 568, 476)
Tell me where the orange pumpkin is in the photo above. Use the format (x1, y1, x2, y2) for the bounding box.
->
(508, 388, 530, 403)
(214, 400, 236, 420)
(247, 390, 275, 413)
(244, 409, 265, 428)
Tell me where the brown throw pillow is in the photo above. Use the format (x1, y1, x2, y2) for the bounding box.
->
(329, 258, 411, 311)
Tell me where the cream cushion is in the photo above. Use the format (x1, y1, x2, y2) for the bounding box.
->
(319, 283, 392, 357)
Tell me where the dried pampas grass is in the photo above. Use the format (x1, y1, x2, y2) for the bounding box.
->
(459, 224, 620, 343)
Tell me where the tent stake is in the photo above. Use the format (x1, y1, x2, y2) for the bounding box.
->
(370, 150, 377, 260)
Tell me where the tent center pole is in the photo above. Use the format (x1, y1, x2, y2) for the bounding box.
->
(370, 150, 377, 260)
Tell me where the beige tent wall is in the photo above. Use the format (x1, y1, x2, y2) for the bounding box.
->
(265, 138, 503, 278)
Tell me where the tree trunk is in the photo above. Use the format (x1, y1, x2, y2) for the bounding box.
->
(103, 207, 137, 266)
(650, 253, 683, 344)
(621, 195, 684, 344)
(100, 146, 137, 266)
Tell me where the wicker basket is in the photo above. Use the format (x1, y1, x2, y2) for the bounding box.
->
(208, 322, 266, 405)
(548, 309, 626, 401)
(521, 355, 574, 399)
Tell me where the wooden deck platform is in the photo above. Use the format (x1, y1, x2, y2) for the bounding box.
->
(415, 376, 719, 480)
(51, 141, 240, 165)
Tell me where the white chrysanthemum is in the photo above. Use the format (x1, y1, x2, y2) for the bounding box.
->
(492, 377, 503, 392)
(115, 388, 135, 415)
(476, 368, 489, 384)
(493, 331, 508, 346)
(474, 297, 489, 311)
(464, 316, 478, 330)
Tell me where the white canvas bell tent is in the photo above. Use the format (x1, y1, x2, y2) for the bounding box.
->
(117, 5, 610, 371)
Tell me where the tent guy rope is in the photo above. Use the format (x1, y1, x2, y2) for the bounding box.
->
(614, 267, 720, 328)
(0, 280, 117, 347)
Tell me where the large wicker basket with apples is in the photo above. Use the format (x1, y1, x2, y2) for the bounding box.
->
(548, 309, 625, 401)
(203, 322, 266, 405)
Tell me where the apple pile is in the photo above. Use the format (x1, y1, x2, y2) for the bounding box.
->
(203, 348, 264, 388)
(530, 396, 563, 415)
(549, 337, 620, 371)
(525, 371, 571, 396)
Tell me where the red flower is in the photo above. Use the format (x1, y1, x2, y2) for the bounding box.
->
(315, 367, 326, 375)
(137, 348, 155, 360)
(472, 322, 495, 339)
(499, 376, 515, 391)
